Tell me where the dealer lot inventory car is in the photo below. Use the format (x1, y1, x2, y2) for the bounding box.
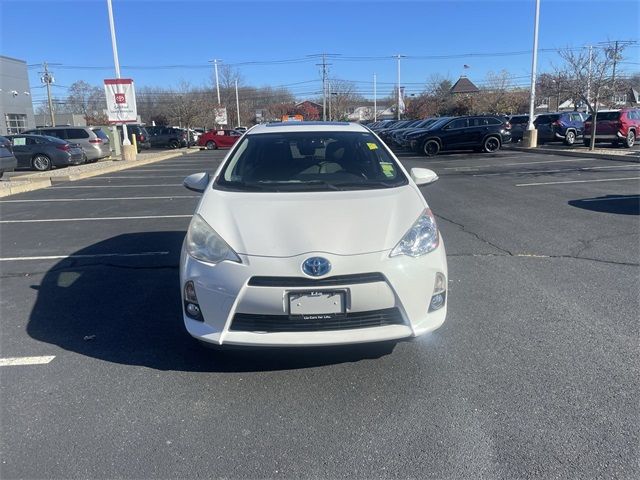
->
(534, 112, 585, 146)
(411, 115, 511, 156)
(8, 134, 84, 170)
(197, 129, 242, 149)
(0, 135, 17, 177)
(583, 109, 639, 147)
(180, 122, 447, 347)
(24, 126, 111, 162)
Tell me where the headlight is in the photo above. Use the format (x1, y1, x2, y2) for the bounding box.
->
(186, 214, 241, 264)
(390, 209, 439, 257)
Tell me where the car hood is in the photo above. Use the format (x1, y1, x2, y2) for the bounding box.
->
(197, 185, 425, 257)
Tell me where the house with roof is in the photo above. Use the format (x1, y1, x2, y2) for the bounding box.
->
(450, 76, 480, 95)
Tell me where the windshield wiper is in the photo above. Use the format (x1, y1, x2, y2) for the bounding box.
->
(335, 180, 399, 189)
(255, 180, 341, 191)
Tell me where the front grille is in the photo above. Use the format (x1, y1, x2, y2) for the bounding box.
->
(230, 308, 403, 332)
(248, 272, 386, 288)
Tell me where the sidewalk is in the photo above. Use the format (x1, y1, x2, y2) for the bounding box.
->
(0, 148, 200, 197)
(507, 144, 640, 163)
(0, 148, 199, 197)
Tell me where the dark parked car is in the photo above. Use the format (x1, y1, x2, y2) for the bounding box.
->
(411, 116, 511, 156)
(392, 118, 441, 148)
(24, 126, 111, 162)
(534, 112, 586, 146)
(0, 135, 17, 177)
(116, 125, 151, 152)
(509, 115, 534, 142)
(7, 134, 84, 171)
(145, 126, 188, 149)
(583, 108, 640, 147)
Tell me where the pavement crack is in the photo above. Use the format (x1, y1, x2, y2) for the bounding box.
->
(447, 252, 638, 267)
(435, 213, 515, 256)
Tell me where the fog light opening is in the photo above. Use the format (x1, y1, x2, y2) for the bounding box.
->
(429, 272, 447, 312)
(184, 281, 203, 321)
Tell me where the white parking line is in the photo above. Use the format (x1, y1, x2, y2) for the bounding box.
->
(582, 196, 640, 202)
(516, 177, 640, 187)
(474, 164, 640, 177)
(120, 168, 207, 172)
(0, 214, 192, 224)
(0, 196, 199, 203)
(444, 158, 598, 170)
(0, 251, 170, 261)
(90, 175, 187, 179)
(0, 356, 55, 367)
(53, 184, 182, 189)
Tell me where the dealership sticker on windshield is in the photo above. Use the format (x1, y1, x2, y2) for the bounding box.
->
(367, 142, 378, 150)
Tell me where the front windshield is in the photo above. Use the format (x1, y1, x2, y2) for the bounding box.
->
(216, 131, 408, 192)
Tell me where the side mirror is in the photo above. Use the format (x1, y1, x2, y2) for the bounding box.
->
(183, 172, 209, 193)
(410, 168, 438, 186)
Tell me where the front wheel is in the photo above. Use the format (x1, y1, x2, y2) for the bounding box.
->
(564, 130, 576, 146)
(32, 154, 52, 171)
(624, 130, 636, 148)
(482, 136, 501, 153)
(168, 139, 180, 149)
(205, 140, 217, 150)
(422, 139, 440, 157)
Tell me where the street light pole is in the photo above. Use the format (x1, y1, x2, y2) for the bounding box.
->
(212, 59, 221, 105)
(395, 54, 404, 120)
(106, 0, 130, 147)
(524, 0, 541, 148)
(235, 79, 240, 128)
(373, 73, 377, 122)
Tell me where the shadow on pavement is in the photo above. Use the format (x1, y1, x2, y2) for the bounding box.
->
(569, 195, 639, 215)
(26, 231, 397, 372)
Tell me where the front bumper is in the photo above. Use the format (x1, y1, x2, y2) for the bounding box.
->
(582, 132, 624, 141)
(180, 245, 448, 347)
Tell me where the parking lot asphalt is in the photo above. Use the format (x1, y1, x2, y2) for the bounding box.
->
(1, 149, 638, 479)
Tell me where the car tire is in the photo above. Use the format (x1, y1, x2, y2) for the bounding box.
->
(624, 130, 635, 148)
(482, 136, 501, 153)
(564, 130, 576, 146)
(206, 140, 218, 150)
(422, 139, 440, 157)
(168, 139, 180, 149)
(32, 154, 52, 171)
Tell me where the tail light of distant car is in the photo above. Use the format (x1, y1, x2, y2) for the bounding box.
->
(56, 144, 71, 151)
(89, 138, 103, 144)
(504, 122, 511, 130)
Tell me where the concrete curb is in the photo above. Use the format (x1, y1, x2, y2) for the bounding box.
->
(507, 146, 640, 163)
(0, 149, 199, 197)
(0, 179, 52, 197)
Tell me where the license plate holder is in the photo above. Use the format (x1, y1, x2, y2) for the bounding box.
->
(288, 290, 346, 320)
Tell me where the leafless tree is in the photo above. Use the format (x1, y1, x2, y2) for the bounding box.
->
(326, 79, 364, 121)
(558, 44, 624, 150)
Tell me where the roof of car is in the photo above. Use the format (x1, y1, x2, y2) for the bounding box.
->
(247, 121, 369, 135)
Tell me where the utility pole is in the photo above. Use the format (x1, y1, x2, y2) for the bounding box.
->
(395, 54, 405, 120)
(308, 53, 339, 122)
(40, 62, 55, 126)
(321, 53, 328, 121)
(524, 0, 541, 148)
(235, 79, 240, 127)
(106, 0, 130, 148)
(373, 73, 377, 122)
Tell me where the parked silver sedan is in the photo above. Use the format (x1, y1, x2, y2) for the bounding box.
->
(7, 134, 84, 171)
